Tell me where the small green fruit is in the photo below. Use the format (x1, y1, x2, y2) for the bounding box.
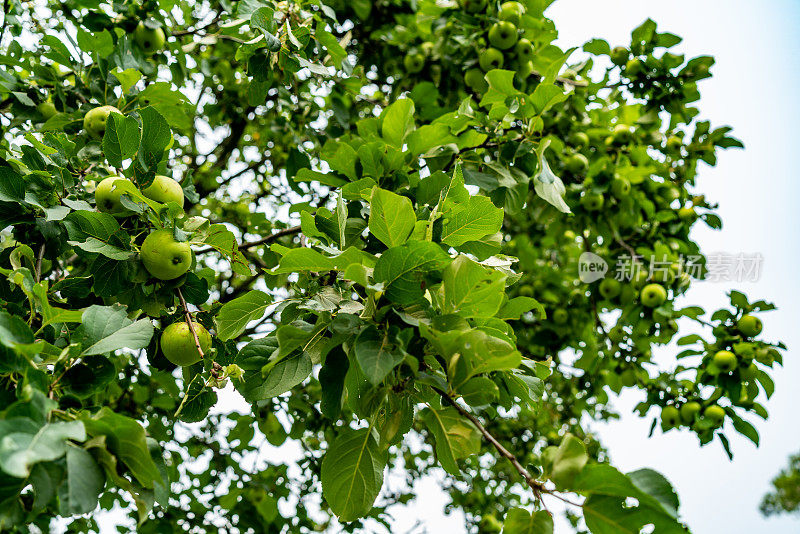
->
(403, 53, 425, 73)
(552, 308, 569, 325)
(677, 206, 697, 222)
(84, 105, 122, 138)
(611, 176, 631, 198)
(704, 405, 725, 426)
(37, 101, 57, 120)
(142, 175, 185, 207)
(133, 22, 166, 56)
(141, 229, 192, 280)
(95, 176, 136, 216)
(464, 68, 488, 93)
(479, 48, 504, 71)
(514, 38, 534, 61)
(739, 362, 758, 381)
(610, 46, 629, 66)
(612, 124, 632, 144)
(712, 350, 737, 373)
(498, 1, 525, 25)
(680, 401, 701, 424)
(598, 278, 621, 299)
(625, 58, 644, 76)
(569, 131, 589, 147)
(457, 0, 487, 13)
(661, 406, 680, 429)
(580, 192, 604, 211)
(488, 21, 518, 50)
(737, 314, 762, 337)
(640, 283, 667, 308)
(161, 321, 211, 367)
(565, 153, 589, 174)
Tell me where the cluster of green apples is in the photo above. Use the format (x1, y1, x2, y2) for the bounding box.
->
(701, 314, 769, 381)
(455, 1, 535, 94)
(660, 401, 725, 431)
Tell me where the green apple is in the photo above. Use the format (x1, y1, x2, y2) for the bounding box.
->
(565, 153, 589, 174)
(488, 21, 518, 50)
(142, 175, 185, 208)
(518, 284, 534, 297)
(739, 362, 758, 381)
(457, 0, 487, 13)
(133, 22, 166, 56)
(95, 176, 136, 216)
(712, 350, 737, 373)
(660, 406, 680, 429)
(610, 46, 629, 66)
(666, 135, 683, 153)
(680, 401, 701, 424)
(569, 131, 589, 147)
(677, 206, 697, 222)
(598, 277, 621, 299)
(640, 283, 667, 308)
(403, 53, 425, 73)
(516, 60, 534, 81)
(631, 269, 649, 289)
(703, 404, 725, 426)
(479, 48, 504, 71)
(83, 105, 122, 138)
(625, 58, 644, 76)
(37, 101, 57, 120)
(464, 68, 488, 93)
(160, 321, 211, 367)
(612, 124, 632, 144)
(552, 308, 569, 325)
(580, 192, 604, 211)
(141, 229, 193, 280)
(514, 38, 534, 62)
(610, 176, 630, 198)
(737, 314, 762, 337)
(498, 1, 525, 25)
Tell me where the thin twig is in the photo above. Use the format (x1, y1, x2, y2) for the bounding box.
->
(176, 287, 205, 360)
(432, 386, 546, 502)
(35, 244, 45, 283)
(194, 225, 301, 254)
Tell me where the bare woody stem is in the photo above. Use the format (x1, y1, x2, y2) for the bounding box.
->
(194, 225, 302, 254)
(432, 386, 546, 503)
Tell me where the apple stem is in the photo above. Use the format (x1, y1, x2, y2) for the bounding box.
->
(176, 287, 205, 359)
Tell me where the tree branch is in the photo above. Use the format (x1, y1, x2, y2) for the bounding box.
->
(194, 225, 301, 254)
(176, 287, 205, 360)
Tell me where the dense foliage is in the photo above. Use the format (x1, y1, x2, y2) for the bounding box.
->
(761, 451, 800, 518)
(0, 0, 786, 532)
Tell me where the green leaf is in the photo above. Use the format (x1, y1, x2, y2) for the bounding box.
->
(354, 326, 404, 385)
(502, 508, 554, 534)
(111, 68, 143, 94)
(82, 408, 161, 489)
(574, 464, 685, 534)
(368, 187, 416, 248)
(63, 445, 104, 514)
(497, 296, 546, 320)
(441, 196, 504, 247)
(533, 140, 571, 213)
(77, 29, 114, 58)
(441, 255, 506, 317)
(77, 305, 154, 356)
(543, 434, 588, 490)
(373, 241, 451, 305)
(381, 98, 415, 148)
(102, 112, 141, 168)
(215, 290, 272, 341)
(0, 421, 85, 478)
(239, 351, 313, 401)
(134, 106, 171, 186)
(319, 346, 349, 419)
(321, 428, 386, 522)
(531, 83, 567, 115)
(0, 310, 34, 349)
(420, 407, 481, 475)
